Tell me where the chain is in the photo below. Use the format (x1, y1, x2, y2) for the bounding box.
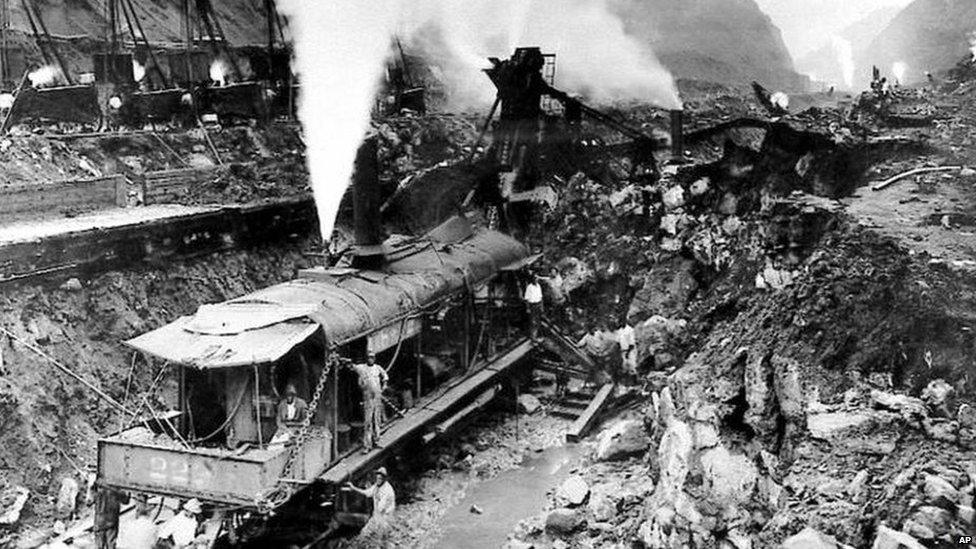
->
(280, 352, 336, 481)
(258, 352, 337, 511)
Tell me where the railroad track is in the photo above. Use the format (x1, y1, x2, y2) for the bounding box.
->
(0, 197, 319, 286)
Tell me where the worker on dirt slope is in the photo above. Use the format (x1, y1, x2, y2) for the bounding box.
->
(348, 352, 388, 453)
(524, 274, 544, 340)
(345, 467, 396, 530)
(617, 321, 638, 384)
(578, 324, 617, 384)
(276, 383, 309, 430)
(155, 498, 202, 548)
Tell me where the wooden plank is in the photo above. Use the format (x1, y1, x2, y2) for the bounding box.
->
(319, 339, 534, 484)
(566, 383, 614, 443)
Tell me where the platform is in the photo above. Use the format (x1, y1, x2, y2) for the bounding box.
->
(319, 339, 536, 484)
(0, 197, 317, 284)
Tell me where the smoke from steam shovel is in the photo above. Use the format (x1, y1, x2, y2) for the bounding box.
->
(276, 0, 680, 245)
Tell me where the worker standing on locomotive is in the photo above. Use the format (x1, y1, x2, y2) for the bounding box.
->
(348, 352, 388, 453)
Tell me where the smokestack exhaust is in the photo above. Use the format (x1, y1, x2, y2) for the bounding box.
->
(670, 109, 684, 161)
(351, 135, 385, 269)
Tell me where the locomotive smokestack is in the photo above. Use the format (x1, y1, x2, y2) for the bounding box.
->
(351, 135, 385, 269)
(670, 109, 684, 161)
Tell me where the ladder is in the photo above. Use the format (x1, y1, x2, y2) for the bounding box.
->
(541, 53, 562, 115)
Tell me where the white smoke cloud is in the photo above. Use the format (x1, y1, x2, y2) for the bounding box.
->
(402, 0, 681, 110)
(969, 31, 976, 62)
(830, 36, 854, 89)
(277, 0, 679, 242)
(28, 65, 59, 88)
(892, 61, 907, 84)
(209, 59, 231, 87)
(132, 59, 146, 83)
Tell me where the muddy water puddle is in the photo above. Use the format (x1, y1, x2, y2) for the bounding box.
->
(433, 444, 583, 549)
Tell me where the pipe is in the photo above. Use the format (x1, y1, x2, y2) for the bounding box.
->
(670, 109, 684, 161)
(351, 135, 384, 269)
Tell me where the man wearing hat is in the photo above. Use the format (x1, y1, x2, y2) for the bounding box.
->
(345, 467, 396, 525)
(347, 352, 388, 452)
(155, 498, 202, 548)
(276, 382, 309, 431)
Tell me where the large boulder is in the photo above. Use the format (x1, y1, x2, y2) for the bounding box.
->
(870, 390, 927, 422)
(700, 446, 759, 508)
(904, 506, 953, 539)
(781, 527, 841, 549)
(807, 411, 875, 439)
(545, 508, 585, 535)
(871, 525, 926, 549)
(656, 418, 694, 500)
(595, 419, 651, 461)
(555, 476, 589, 507)
(517, 394, 541, 415)
(922, 474, 960, 505)
(587, 481, 622, 523)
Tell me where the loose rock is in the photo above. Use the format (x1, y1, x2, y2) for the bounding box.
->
(545, 508, 585, 535)
(517, 394, 541, 415)
(595, 419, 650, 461)
(555, 476, 589, 507)
(871, 525, 926, 549)
(780, 527, 840, 549)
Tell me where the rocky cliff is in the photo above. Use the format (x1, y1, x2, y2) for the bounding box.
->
(859, 0, 976, 85)
(612, 0, 808, 91)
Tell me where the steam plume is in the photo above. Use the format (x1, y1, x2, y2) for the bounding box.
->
(132, 59, 146, 82)
(277, 0, 679, 242)
(830, 36, 854, 89)
(28, 65, 59, 88)
(403, 0, 681, 109)
(892, 61, 907, 84)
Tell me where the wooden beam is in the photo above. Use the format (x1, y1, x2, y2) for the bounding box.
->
(565, 383, 613, 443)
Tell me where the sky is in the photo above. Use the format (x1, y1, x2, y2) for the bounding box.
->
(753, 0, 914, 59)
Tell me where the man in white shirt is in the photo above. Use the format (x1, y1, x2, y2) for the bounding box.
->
(347, 353, 388, 452)
(346, 467, 396, 527)
(155, 498, 201, 548)
(523, 275, 544, 340)
(617, 322, 637, 383)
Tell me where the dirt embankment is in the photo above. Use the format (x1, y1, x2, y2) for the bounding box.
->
(0, 239, 316, 544)
(499, 83, 976, 548)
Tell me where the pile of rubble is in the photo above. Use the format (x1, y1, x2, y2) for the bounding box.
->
(501, 373, 972, 549)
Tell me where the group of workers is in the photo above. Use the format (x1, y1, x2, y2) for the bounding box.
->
(272, 351, 389, 453)
(93, 491, 203, 549)
(523, 269, 640, 384)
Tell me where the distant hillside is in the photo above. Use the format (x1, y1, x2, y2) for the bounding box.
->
(612, 0, 808, 91)
(858, 0, 976, 84)
(13, 0, 270, 45)
(796, 6, 902, 89)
